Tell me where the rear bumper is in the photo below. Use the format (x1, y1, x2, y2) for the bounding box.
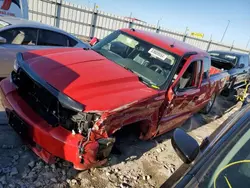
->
(0, 78, 106, 170)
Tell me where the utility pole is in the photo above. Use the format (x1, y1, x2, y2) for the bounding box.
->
(246, 37, 250, 49)
(157, 17, 162, 28)
(220, 20, 230, 43)
(184, 27, 189, 35)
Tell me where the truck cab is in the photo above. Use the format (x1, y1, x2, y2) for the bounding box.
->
(209, 51, 250, 96)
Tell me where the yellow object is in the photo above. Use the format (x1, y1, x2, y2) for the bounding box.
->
(151, 85, 159, 89)
(190, 32, 204, 38)
(224, 176, 232, 188)
(213, 160, 250, 188)
(236, 80, 250, 102)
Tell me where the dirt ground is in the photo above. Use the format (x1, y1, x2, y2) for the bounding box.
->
(0, 95, 241, 188)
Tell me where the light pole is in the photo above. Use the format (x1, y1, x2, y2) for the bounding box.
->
(220, 20, 230, 43)
(157, 17, 162, 28)
(184, 27, 189, 35)
(246, 37, 250, 49)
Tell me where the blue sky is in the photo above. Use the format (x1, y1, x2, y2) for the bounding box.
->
(69, 0, 250, 49)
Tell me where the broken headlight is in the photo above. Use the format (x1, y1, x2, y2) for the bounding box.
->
(68, 112, 101, 136)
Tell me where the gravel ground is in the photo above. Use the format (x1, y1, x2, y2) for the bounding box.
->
(0, 95, 241, 188)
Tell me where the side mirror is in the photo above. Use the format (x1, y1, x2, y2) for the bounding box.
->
(89, 37, 99, 46)
(239, 63, 244, 68)
(171, 128, 200, 164)
(0, 36, 6, 44)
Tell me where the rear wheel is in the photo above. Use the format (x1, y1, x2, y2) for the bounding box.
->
(201, 93, 216, 114)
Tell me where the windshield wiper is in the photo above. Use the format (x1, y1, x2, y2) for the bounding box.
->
(138, 76, 159, 89)
(122, 66, 159, 89)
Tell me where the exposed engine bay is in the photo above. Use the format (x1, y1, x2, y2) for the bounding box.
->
(11, 68, 100, 137)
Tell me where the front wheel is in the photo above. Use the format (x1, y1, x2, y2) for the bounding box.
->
(201, 93, 216, 114)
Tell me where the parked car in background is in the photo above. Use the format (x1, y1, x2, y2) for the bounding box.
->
(162, 103, 250, 188)
(209, 50, 250, 97)
(0, 29, 228, 170)
(0, 16, 90, 78)
(0, 0, 28, 19)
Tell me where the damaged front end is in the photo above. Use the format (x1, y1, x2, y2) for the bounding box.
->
(9, 53, 115, 170)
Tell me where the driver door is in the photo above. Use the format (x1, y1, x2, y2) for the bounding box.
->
(157, 56, 204, 135)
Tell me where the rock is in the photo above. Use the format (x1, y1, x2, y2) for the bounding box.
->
(170, 168, 175, 173)
(120, 183, 131, 188)
(21, 167, 31, 178)
(80, 178, 91, 185)
(71, 179, 78, 185)
(146, 175, 151, 180)
(109, 174, 118, 182)
(105, 172, 111, 176)
(26, 171, 37, 182)
(51, 164, 56, 169)
(142, 176, 146, 180)
(156, 148, 162, 153)
(132, 176, 139, 180)
(66, 179, 70, 184)
(34, 181, 43, 187)
(2, 167, 11, 174)
(36, 161, 44, 169)
(62, 170, 66, 176)
(0, 176, 6, 185)
(0, 183, 3, 188)
(50, 178, 57, 183)
(10, 167, 18, 176)
(114, 168, 119, 173)
(13, 154, 19, 161)
(8, 183, 16, 188)
(28, 161, 35, 168)
(119, 175, 124, 180)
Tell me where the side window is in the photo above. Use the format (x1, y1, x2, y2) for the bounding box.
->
(0, 28, 38, 45)
(203, 57, 211, 80)
(68, 37, 78, 47)
(243, 56, 248, 67)
(38, 30, 68, 46)
(177, 60, 202, 90)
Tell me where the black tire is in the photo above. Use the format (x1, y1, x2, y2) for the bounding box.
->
(201, 93, 216, 114)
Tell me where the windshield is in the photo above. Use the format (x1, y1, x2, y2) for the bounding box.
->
(0, 20, 10, 29)
(209, 52, 239, 65)
(92, 30, 178, 89)
(198, 120, 250, 188)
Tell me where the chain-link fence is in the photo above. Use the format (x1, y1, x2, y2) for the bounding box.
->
(28, 0, 250, 54)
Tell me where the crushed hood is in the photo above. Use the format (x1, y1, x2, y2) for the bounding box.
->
(22, 48, 158, 111)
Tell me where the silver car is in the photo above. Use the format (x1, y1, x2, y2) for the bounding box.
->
(0, 16, 90, 78)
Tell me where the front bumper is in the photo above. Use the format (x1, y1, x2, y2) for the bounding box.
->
(0, 78, 107, 170)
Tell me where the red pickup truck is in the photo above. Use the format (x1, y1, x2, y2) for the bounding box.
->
(0, 29, 229, 170)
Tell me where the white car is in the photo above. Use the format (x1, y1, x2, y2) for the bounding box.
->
(0, 16, 90, 78)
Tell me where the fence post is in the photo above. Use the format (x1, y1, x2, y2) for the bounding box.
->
(128, 20, 134, 28)
(230, 40, 235, 51)
(89, 6, 98, 38)
(55, 0, 62, 28)
(183, 34, 187, 42)
(156, 26, 160, 33)
(206, 40, 212, 51)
